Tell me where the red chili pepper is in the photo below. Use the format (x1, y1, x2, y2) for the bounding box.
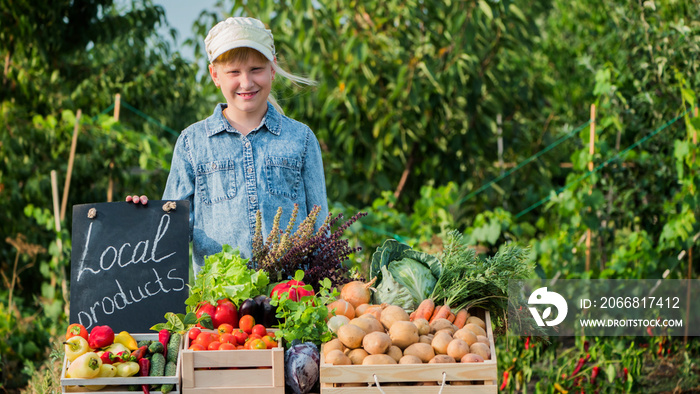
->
(657, 341, 664, 357)
(138, 357, 150, 394)
(622, 367, 628, 383)
(131, 345, 148, 361)
(100, 351, 115, 365)
(583, 340, 590, 352)
(590, 366, 600, 385)
(524, 336, 530, 350)
(159, 329, 171, 360)
(572, 357, 586, 376)
(499, 370, 509, 390)
(114, 350, 135, 363)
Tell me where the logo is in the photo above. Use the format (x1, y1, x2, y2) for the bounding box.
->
(528, 287, 568, 327)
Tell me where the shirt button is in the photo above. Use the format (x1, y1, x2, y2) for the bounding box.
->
(212, 163, 217, 170)
(247, 167, 253, 174)
(250, 196, 257, 203)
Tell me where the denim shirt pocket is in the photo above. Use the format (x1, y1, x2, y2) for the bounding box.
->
(265, 155, 302, 200)
(196, 159, 237, 205)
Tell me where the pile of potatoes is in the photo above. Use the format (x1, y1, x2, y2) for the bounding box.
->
(323, 305, 492, 366)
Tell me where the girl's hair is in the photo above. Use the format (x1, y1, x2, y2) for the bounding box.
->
(212, 47, 316, 115)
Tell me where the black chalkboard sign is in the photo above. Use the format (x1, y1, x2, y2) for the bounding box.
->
(70, 201, 190, 333)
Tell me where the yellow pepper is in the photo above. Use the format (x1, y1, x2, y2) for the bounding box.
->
(85, 364, 117, 390)
(114, 361, 140, 377)
(554, 382, 569, 394)
(114, 331, 138, 351)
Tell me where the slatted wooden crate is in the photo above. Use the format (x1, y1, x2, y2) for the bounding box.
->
(181, 329, 284, 394)
(61, 333, 182, 393)
(319, 309, 498, 393)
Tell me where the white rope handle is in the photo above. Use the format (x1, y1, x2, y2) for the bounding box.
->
(373, 374, 387, 394)
(437, 372, 447, 394)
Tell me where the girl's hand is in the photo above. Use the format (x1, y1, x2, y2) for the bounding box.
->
(125, 195, 149, 205)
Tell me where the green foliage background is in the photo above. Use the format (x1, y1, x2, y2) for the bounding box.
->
(1, 0, 699, 391)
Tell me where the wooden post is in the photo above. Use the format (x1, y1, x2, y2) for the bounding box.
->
(586, 104, 596, 271)
(50, 171, 63, 254)
(685, 106, 698, 345)
(107, 94, 121, 202)
(60, 109, 81, 221)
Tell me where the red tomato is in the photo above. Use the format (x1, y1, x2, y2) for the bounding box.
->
(262, 335, 277, 349)
(252, 324, 267, 338)
(218, 323, 234, 335)
(66, 323, 88, 342)
(239, 315, 255, 334)
(189, 344, 206, 351)
(249, 339, 267, 350)
(188, 327, 202, 342)
(219, 342, 236, 350)
(207, 341, 221, 351)
(233, 330, 248, 346)
(220, 333, 236, 344)
(193, 332, 214, 349)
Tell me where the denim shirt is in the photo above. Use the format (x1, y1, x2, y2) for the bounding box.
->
(162, 102, 329, 276)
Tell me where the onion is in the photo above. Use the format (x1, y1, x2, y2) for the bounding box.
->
(340, 277, 377, 308)
(327, 299, 355, 320)
(327, 315, 351, 333)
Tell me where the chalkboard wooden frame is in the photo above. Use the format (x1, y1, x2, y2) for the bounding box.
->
(69, 200, 190, 332)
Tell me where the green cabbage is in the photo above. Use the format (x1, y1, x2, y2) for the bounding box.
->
(372, 266, 416, 310)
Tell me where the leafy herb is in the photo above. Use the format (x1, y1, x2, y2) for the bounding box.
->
(185, 244, 270, 310)
(253, 204, 366, 291)
(431, 230, 534, 316)
(270, 270, 338, 348)
(150, 311, 209, 334)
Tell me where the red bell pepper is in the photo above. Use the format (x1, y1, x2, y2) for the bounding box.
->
(100, 351, 115, 365)
(213, 299, 239, 329)
(113, 350, 135, 363)
(196, 302, 216, 329)
(88, 325, 114, 349)
(270, 280, 314, 302)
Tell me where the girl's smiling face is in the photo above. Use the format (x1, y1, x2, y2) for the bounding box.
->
(209, 48, 275, 121)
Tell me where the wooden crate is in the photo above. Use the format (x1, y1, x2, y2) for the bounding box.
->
(319, 309, 498, 393)
(181, 329, 284, 394)
(61, 333, 182, 393)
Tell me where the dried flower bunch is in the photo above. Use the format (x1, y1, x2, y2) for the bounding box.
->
(252, 203, 367, 290)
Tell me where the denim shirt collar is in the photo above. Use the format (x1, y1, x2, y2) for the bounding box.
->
(204, 102, 282, 137)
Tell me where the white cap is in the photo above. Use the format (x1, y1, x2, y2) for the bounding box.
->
(205, 17, 275, 63)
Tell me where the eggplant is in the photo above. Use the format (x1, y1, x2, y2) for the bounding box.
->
(253, 294, 268, 325)
(262, 296, 279, 328)
(239, 298, 257, 319)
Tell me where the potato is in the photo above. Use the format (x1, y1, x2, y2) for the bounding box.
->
(326, 349, 352, 365)
(477, 335, 490, 346)
(431, 332, 453, 355)
(470, 342, 491, 360)
(398, 355, 423, 364)
(337, 324, 366, 349)
(362, 331, 392, 355)
(350, 317, 384, 334)
(323, 338, 346, 356)
(466, 316, 486, 330)
(347, 348, 369, 365)
(435, 328, 455, 337)
(380, 305, 410, 330)
(461, 353, 485, 363)
(453, 328, 478, 346)
(389, 321, 419, 349)
(413, 318, 431, 335)
(387, 346, 403, 362)
(362, 354, 397, 365)
(403, 342, 435, 363)
(429, 355, 456, 363)
(446, 339, 470, 361)
(464, 323, 486, 337)
(430, 318, 455, 334)
(419, 335, 433, 344)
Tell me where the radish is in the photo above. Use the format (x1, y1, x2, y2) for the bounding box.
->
(340, 277, 377, 308)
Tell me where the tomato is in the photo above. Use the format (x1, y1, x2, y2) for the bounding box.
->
(193, 332, 214, 349)
(188, 327, 202, 342)
(252, 324, 267, 338)
(189, 344, 206, 351)
(220, 333, 236, 344)
(218, 323, 234, 335)
(219, 342, 236, 350)
(249, 339, 267, 350)
(233, 329, 248, 346)
(66, 323, 89, 342)
(207, 341, 222, 351)
(262, 335, 277, 349)
(239, 315, 255, 334)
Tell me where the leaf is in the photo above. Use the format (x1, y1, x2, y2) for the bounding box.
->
(479, 0, 493, 20)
